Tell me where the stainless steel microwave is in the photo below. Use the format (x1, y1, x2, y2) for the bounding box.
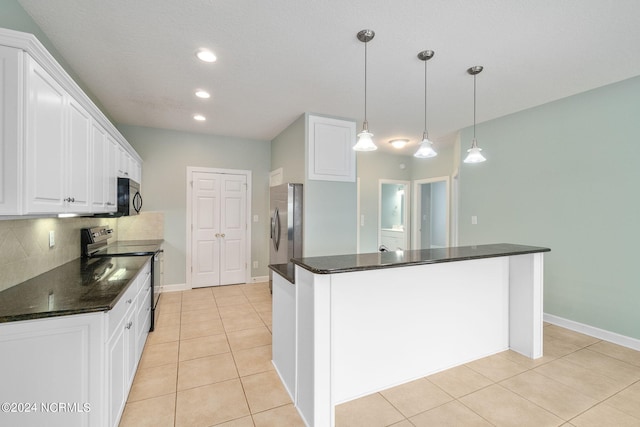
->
(117, 178, 142, 216)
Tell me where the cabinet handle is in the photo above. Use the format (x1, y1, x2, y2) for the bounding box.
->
(126, 299, 132, 304)
(124, 172, 129, 176)
(64, 197, 75, 203)
(215, 233, 220, 238)
(106, 202, 114, 206)
(221, 233, 225, 238)
(125, 321, 133, 330)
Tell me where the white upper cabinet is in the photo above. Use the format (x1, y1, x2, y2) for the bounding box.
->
(307, 115, 356, 182)
(105, 134, 118, 210)
(91, 120, 107, 211)
(25, 57, 92, 214)
(0, 46, 21, 215)
(24, 56, 67, 213)
(0, 27, 142, 216)
(66, 98, 92, 212)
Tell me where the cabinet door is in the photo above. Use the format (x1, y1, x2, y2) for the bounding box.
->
(25, 57, 66, 213)
(124, 308, 138, 389)
(67, 98, 92, 212)
(91, 121, 107, 211)
(117, 145, 132, 178)
(108, 325, 126, 427)
(0, 46, 21, 215)
(105, 135, 118, 211)
(307, 115, 356, 182)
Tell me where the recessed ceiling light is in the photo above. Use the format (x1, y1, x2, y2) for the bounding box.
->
(195, 90, 211, 99)
(389, 139, 409, 149)
(193, 114, 206, 121)
(196, 49, 217, 63)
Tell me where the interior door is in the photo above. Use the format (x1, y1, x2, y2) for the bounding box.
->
(192, 172, 221, 287)
(191, 171, 247, 287)
(219, 174, 247, 285)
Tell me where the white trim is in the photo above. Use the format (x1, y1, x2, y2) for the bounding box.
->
(544, 313, 640, 351)
(411, 176, 450, 250)
(356, 177, 361, 253)
(186, 166, 252, 289)
(160, 283, 189, 292)
(269, 168, 283, 187)
(378, 179, 410, 250)
(251, 276, 269, 283)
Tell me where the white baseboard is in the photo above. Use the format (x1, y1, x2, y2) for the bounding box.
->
(160, 279, 268, 292)
(160, 283, 188, 293)
(544, 313, 640, 351)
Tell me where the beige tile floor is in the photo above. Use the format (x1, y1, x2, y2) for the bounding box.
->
(120, 282, 640, 427)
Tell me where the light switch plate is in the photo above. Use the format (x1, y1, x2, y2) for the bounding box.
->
(49, 230, 55, 248)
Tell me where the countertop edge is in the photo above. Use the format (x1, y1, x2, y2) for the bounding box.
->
(292, 244, 551, 275)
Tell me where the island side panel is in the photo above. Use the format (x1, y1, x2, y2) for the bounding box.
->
(295, 266, 333, 427)
(272, 272, 297, 402)
(330, 257, 510, 404)
(508, 252, 544, 358)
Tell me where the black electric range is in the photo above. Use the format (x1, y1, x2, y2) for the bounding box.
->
(81, 226, 163, 331)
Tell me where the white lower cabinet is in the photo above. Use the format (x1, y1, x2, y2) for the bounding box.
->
(0, 259, 152, 427)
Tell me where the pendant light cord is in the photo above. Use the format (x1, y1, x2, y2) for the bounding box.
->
(473, 74, 477, 140)
(364, 40, 368, 125)
(424, 58, 428, 136)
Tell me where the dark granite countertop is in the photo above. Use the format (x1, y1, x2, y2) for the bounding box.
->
(91, 239, 163, 257)
(0, 256, 150, 323)
(269, 262, 296, 283)
(291, 243, 550, 275)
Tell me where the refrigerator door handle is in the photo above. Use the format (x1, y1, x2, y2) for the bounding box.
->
(271, 208, 280, 251)
(273, 207, 281, 251)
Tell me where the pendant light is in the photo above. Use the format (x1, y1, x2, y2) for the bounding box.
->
(414, 50, 437, 158)
(353, 29, 377, 151)
(464, 66, 487, 163)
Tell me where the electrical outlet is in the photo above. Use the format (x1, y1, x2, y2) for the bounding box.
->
(252, 261, 258, 269)
(471, 216, 478, 225)
(49, 230, 55, 248)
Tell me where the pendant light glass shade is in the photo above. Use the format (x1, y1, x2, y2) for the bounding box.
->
(464, 65, 487, 163)
(414, 134, 438, 158)
(354, 124, 377, 151)
(354, 30, 377, 151)
(414, 50, 437, 158)
(464, 138, 486, 163)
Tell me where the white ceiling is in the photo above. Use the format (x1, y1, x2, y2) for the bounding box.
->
(17, 0, 640, 154)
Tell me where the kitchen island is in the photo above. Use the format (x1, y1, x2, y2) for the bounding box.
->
(270, 243, 550, 427)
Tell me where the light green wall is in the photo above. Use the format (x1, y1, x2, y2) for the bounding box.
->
(357, 151, 411, 252)
(458, 75, 640, 340)
(271, 113, 358, 257)
(356, 144, 455, 253)
(118, 125, 271, 286)
(270, 114, 305, 183)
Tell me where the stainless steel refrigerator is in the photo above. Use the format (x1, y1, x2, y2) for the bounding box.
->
(269, 183, 303, 290)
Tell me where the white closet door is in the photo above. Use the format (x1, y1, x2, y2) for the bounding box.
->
(191, 171, 247, 288)
(192, 172, 221, 287)
(220, 174, 247, 285)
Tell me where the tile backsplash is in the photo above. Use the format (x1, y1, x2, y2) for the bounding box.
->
(0, 211, 164, 292)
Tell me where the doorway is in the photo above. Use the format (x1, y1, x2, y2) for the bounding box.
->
(187, 167, 251, 288)
(412, 176, 450, 249)
(378, 179, 410, 250)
